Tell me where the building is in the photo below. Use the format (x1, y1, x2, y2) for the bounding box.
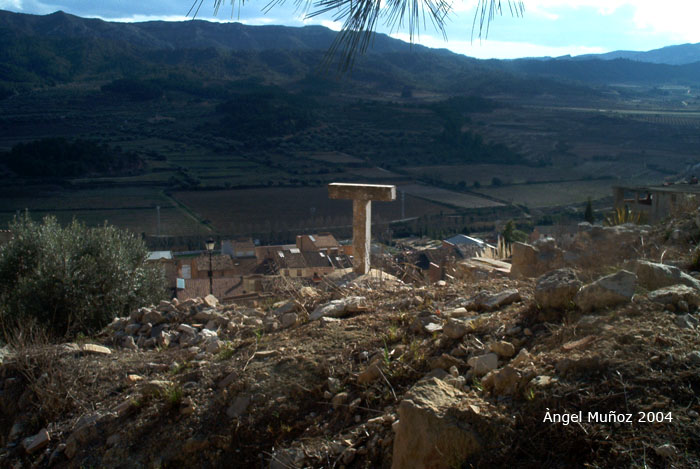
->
(442, 234, 496, 258)
(296, 233, 342, 255)
(613, 184, 700, 223)
(221, 238, 256, 258)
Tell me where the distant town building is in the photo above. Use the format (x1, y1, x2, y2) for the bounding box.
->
(221, 238, 256, 258)
(296, 233, 341, 254)
(613, 184, 700, 223)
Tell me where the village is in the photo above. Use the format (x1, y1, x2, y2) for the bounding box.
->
(147, 180, 700, 304)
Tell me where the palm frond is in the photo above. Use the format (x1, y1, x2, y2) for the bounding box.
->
(190, 0, 525, 70)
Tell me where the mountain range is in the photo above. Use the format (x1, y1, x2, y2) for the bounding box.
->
(2, 9, 700, 92)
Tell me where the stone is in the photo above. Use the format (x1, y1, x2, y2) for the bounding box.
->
(309, 296, 367, 320)
(675, 314, 699, 329)
(470, 289, 521, 311)
(358, 363, 382, 384)
(142, 380, 173, 397)
(178, 324, 196, 336)
(428, 354, 462, 371)
(648, 284, 700, 309)
(655, 444, 677, 459)
(227, 394, 251, 418)
(561, 336, 597, 351)
(23, 428, 49, 454)
(510, 240, 564, 278)
(342, 447, 357, 465)
(80, 344, 111, 355)
(124, 323, 141, 335)
(575, 270, 636, 312)
(686, 351, 700, 365)
(636, 260, 700, 291)
(328, 182, 397, 274)
(482, 365, 534, 396)
(157, 300, 176, 312)
(489, 340, 516, 359)
(510, 349, 532, 368)
(203, 294, 219, 308)
(443, 318, 472, 340)
(332, 392, 350, 409)
(122, 336, 138, 351)
(206, 339, 223, 354)
(534, 268, 582, 310)
(280, 312, 298, 329)
(218, 370, 238, 389)
(392, 378, 481, 469)
(142, 309, 165, 325)
(531, 375, 557, 387)
(273, 300, 298, 316)
(327, 377, 342, 394)
(299, 286, 320, 298)
(467, 353, 498, 377)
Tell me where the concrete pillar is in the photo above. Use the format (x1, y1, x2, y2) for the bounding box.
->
(328, 183, 397, 275)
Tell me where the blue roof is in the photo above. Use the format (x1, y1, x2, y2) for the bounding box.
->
(444, 234, 485, 246)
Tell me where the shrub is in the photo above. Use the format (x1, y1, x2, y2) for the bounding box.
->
(0, 214, 166, 338)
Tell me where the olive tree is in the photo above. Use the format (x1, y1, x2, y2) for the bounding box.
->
(0, 214, 166, 338)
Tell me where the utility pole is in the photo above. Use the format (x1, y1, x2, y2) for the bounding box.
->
(205, 237, 215, 295)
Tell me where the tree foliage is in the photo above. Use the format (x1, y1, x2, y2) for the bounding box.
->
(1, 137, 142, 179)
(584, 197, 594, 223)
(0, 215, 166, 338)
(502, 219, 528, 243)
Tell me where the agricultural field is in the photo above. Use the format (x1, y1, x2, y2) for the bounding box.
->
(172, 187, 448, 235)
(472, 179, 655, 208)
(407, 161, 670, 187)
(399, 184, 504, 209)
(0, 187, 203, 236)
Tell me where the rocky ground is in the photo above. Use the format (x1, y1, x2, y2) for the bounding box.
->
(3, 216, 700, 468)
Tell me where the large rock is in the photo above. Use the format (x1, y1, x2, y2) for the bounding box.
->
(392, 378, 481, 469)
(443, 318, 473, 340)
(309, 296, 366, 320)
(510, 239, 564, 278)
(575, 270, 636, 312)
(636, 261, 700, 291)
(535, 268, 582, 310)
(510, 242, 539, 278)
(467, 353, 498, 377)
(648, 284, 700, 310)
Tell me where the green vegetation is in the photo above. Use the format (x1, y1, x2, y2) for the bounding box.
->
(101, 78, 163, 101)
(1, 138, 142, 178)
(604, 207, 647, 226)
(584, 198, 594, 223)
(502, 220, 528, 243)
(0, 214, 166, 338)
(216, 86, 315, 144)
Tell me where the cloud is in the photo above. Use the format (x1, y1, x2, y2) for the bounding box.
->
(0, 0, 22, 9)
(391, 32, 607, 59)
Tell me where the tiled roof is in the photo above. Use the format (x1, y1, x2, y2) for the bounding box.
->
(302, 251, 333, 268)
(196, 254, 237, 271)
(310, 233, 339, 249)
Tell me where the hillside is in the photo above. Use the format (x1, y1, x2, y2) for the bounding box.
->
(2, 210, 700, 467)
(574, 42, 700, 66)
(3, 10, 700, 91)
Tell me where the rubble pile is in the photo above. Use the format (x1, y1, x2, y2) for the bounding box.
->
(3, 218, 700, 468)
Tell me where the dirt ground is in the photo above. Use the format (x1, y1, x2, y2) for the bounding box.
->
(2, 223, 700, 468)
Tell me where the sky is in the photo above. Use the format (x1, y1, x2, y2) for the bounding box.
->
(0, 0, 697, 59)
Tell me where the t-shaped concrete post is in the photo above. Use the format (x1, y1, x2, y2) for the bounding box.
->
(328, 183, 397, 275)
